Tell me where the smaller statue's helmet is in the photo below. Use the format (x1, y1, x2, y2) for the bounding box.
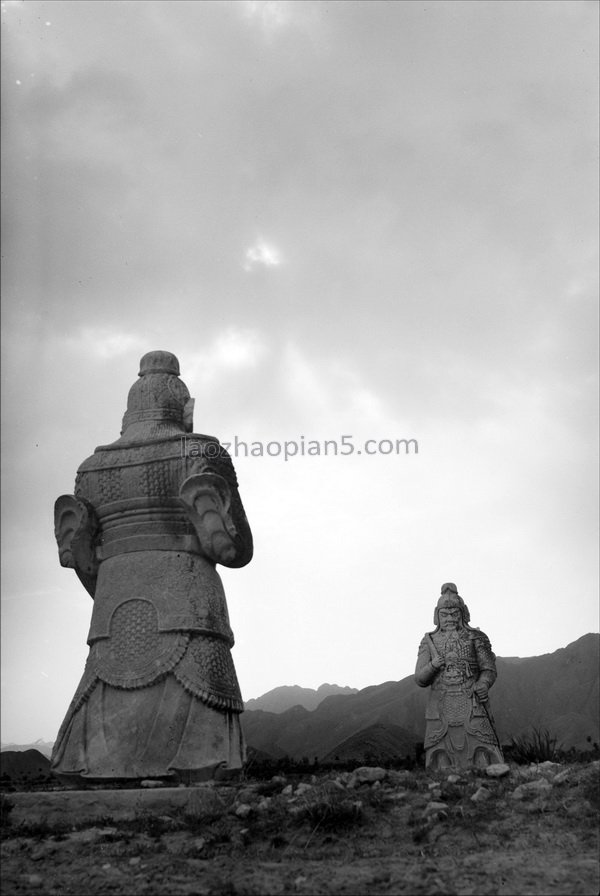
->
(433, 582, 471, 626)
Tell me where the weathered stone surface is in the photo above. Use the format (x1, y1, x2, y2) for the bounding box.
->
(470, 785, 492, 803)
(8, 787, 227, 827)
(52, 351, 253, 784)
(423, 800, 448, 816)
(414, 582, 504, 771)
(511, 779, 553, 800)
(485, 762, 511, 778)
(234, 804, 252, 819)
(295, 782, 313, 795)
(347, 766, 387, 787)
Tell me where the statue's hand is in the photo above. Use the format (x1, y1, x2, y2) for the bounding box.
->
(431, 656, 444, 670)
(473, 680, 489, 701)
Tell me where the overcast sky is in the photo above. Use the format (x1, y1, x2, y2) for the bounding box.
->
(1, 0, 598, 744)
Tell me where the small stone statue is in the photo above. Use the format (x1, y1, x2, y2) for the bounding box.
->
(52, 350, 253, 784)
(415, 583, 503, 770)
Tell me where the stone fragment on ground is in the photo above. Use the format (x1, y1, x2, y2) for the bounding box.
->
(511, 779, 553, 800)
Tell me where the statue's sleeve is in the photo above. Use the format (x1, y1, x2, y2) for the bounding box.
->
(473, 630, 497, 689)
(54, 495, 99, 598)
(415, 635, 437, 687)
(180, 446, 253, 569)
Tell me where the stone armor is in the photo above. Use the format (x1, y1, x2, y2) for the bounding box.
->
(415, 584, 503, 770)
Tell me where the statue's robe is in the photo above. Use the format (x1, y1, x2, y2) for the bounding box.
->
(52, 432, 252, 782)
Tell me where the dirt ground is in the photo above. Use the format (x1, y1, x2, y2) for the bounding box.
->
(1, 761, 598, 895)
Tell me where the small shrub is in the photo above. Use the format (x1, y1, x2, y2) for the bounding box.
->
(296, 785, 364, 831)
(0, 794, 14, 828)
(506, 727, 562, 764)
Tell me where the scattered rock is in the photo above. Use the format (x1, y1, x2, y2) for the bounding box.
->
(271, 775, 286, 785)
(347, 766, 387, 787)
(295, 782, 313, 796)
(511, 779, 553, 800)
(485, 763, 510, 778)
(67, 827, 119, 843)
(30, 843, 58, 860)
(140, 779, 164, 788)
(235, 803, 252, 819)
(471, 786, 492, 803)
(235, 786, 260, 803)
(423, 800, 448, 817)
(387, 770, 415, 786)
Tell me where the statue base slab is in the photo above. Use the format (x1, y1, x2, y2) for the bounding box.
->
(5, 785, 236, 828)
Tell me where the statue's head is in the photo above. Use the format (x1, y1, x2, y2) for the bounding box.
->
(433, 582, 470, 630)
(120, 350, 195, 436)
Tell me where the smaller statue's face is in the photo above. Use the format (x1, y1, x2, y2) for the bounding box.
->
(439, 607, 462, 630)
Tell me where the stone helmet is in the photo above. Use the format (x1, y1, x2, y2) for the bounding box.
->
(433, 582, 471, 626)
(120, 350, 194, 435)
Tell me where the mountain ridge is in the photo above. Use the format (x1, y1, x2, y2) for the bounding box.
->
(241, 633, 599, 760)
(244, 683, 359, 713)
(3, 635, 597, 760)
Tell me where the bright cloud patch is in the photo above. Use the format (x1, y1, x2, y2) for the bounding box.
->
(185, 328, 267, 387)
(243, 240, 282, 271)
(210, 328, 265, 369)
(242, 0, 290, 34)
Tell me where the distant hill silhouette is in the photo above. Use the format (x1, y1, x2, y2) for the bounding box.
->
(0, 749, 51, 784)
(241, 634, 599, 760)
(321, 723, 417, 764)
(0, 740, 54, 759)
(244, 683, 359, 713)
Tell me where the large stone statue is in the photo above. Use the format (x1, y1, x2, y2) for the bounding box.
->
(415, 583, 503, 771)
(52, 350, 253, 784)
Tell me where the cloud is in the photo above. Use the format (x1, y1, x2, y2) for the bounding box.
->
(185, 328, 267, 389)
(64, 327, 145, 360)
(209, 328, 266, 369)
(241, 1, 291, 35)
(278, 341, 407, 438)
(240, 0, 325, 47)
(243, 240, 282, 271)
